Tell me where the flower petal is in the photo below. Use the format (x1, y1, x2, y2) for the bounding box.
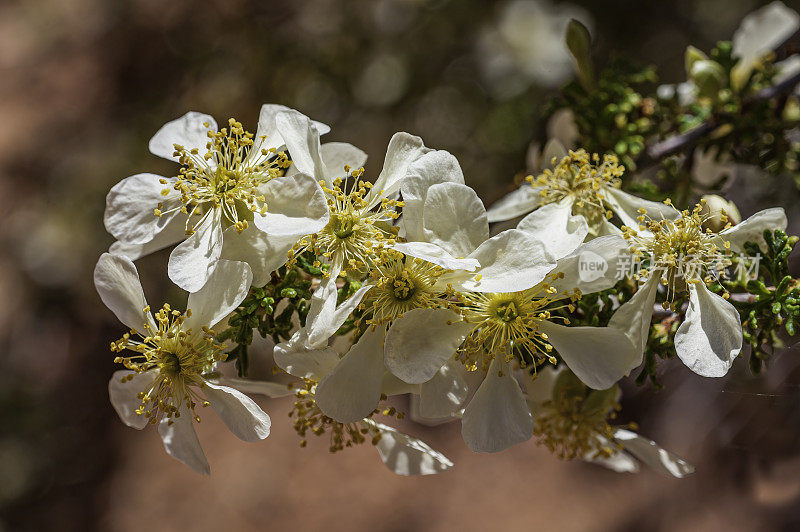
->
(400, 150, 466, 242)
(149, 112, 217, 163)
(157, 406, 210, 475)
(522, 365, 563, 409)
(202, 382, 271, 442)
(275, 110, 326, 181)
(486, 185, 541, 223)
(603, 187, 680, 228)
(418, 360, 473, 418)
(305, 273, 372, 348)
(366, 132, 430, 207)
(390, 241, 480, 272)
(273, 330, 341, 380)
(675, 283, 742, 377)
(185, 259, 252, 329)
(255, 104, 330, 153)
(108, 370, 156, 429)
(516, 198, 588, 259)
(109, 213, 188, 261)
(168, 210, 223, 293)
(731, 2, 800, 90)
(588, 446, 640, 473)
(220, 227, 296, 288)
(547, 235, 630, 295)
(320, 142, 368, 182)
(421, 182, 489, 258)
(608, 275, 660, 360)
(367, 420, 454, 476)
(450, 229, 557, 293)
(614, 428, 695, 478)
(104, 174, 180, 244)
(315, 328, 386, 423)
(538, 321, 640, 390)
(718, 207, 787, 252)
(94, 252, 155, 331)
(253, 173, 329, 237)
(461, 358, 533, 453)
(384, 308, 472, 384)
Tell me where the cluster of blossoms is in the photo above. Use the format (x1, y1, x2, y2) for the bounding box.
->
(96, 103, 789, 477)
(95, 3, 800, 478)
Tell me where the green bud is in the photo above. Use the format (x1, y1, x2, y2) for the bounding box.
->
(565, 19, 595, 91)
(690, 59, 727, 100)
(684, 46, 709, 76)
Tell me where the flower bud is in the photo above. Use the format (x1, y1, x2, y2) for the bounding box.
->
(700, 194, 741, 232)
(690, 59, 727, 100)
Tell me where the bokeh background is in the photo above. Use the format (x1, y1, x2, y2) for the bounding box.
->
(3, 0, 800, 530)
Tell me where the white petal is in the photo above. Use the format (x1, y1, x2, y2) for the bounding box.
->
(255, 104, 330, 153)
(320, 142, 368, 182)
(400, 150, 465, 242)
(608, 275, 660, 358)
(732, 2, 800, 90)
(675, 283, 742, 377)
(108, 370, 156, 429)
(212, 377, 294, 398)
(185, 259, 252, 329)
(538, 321, 640, 390)
(461, 358, 533, 453)
(202, 382, 271, 442)
(368, 420, 454, 476)
(109, 213, 188, 261)
(273, 330, 341, 380)
(589, 446, 640, 473)
(614, 428, 695, 478)
(451, 229, 556, 293)
(168, 210, 223, 293)
(253, 173, 329, 237)
(104, 174, 180, 244)
(220, 226, 295, 287)
(315, 328, 386, 423)
(421, 182, 489, 258)
(390, 241, 479, 272)
(384, 308, 471, 384)
(275, 110, 326, 180)
(522, 365, 563, 409)
(542, 138, 569, 164)
(718, 207, 787, 252)
(603, 187, 680, 228)
(486, 186, 541, 223)
(418, 360, 472, 418)
(547, 235, 630, 294)
(157, 406, 210, 474)
(516, 199, 588, 259)
(305, 274, 372, 348)
(366, 132, 430, 207)
(94, 253, 155, 331)
(149, 112, 217, 163)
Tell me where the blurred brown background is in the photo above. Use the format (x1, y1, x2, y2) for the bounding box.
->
(3, 0, 800, 530)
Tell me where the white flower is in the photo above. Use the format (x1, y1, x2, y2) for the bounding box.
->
(384, 237, 639, 453)
(610, 204, 787, 377)
(95, 253, 270, 474)
(284, 131, 433, 348)
(266, 334, 453, 476)
(486, 149, 679, 241)
(524, 367, 694, 477)
(731, 1, 800, 92)
(105, 104, 343, 292)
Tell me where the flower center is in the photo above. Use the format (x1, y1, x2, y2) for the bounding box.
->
(624, 201, 731, 306)
(361, 250, 447, 327)
(291, 168, 401, 275)
(455, 280, 580, 372)
(529, 149, 624, 229)
(533, 371, 625, 461)
(110, 304, 226, 422)
(158, 118, 291, 234)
